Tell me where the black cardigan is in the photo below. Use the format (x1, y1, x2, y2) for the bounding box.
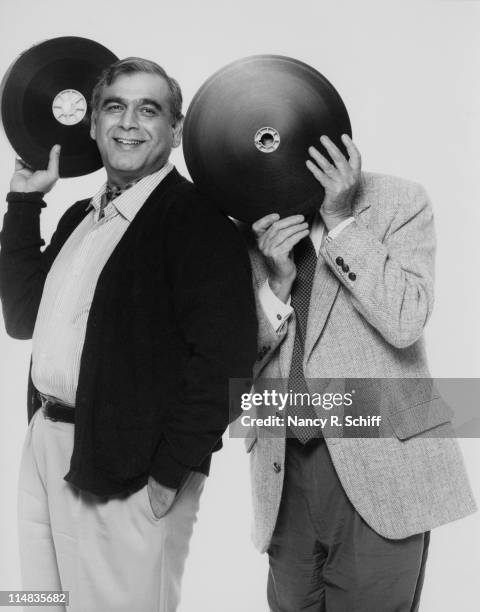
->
(0, 169, 257, 495)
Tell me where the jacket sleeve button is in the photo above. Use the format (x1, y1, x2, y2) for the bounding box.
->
(342, 264, 350, 273)
(348, 272, 357, 281)
(335, 256, 344, 266)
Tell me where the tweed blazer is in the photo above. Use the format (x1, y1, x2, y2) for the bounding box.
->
(244, 172, 476, 553)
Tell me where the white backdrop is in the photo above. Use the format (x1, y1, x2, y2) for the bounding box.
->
(0, 1, 479, 610)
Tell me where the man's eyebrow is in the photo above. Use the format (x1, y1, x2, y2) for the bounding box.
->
(100, 97, 163, 112)
(100, 96, 126, 108)
(137, 98, 163, 111)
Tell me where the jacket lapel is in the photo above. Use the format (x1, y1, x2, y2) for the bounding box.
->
(303, 180, 372, 363)
(278, 315, 296, 382)
(303, 255, 341, 363)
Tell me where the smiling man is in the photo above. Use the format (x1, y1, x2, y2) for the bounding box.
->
(0, 58, 257, 611)
(90, 68, 181, 184)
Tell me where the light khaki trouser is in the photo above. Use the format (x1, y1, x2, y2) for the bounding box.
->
(18, 408, 206, 612)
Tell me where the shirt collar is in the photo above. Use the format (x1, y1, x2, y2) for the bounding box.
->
(86, 163, 174, 221)
(105, 180, 139, 203)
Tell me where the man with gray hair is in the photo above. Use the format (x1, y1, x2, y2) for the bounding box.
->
(0, 57, 257, 611)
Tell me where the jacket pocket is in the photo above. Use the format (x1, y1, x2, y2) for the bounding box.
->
(388, 397, 453, 440)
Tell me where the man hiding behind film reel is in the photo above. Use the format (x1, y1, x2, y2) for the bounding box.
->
(182, 55, 477, 610)
(249, 135, 477, 611)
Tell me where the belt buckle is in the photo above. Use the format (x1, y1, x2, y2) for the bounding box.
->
(39, 394, 58, 421)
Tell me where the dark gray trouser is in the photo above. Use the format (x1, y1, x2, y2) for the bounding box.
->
(268, 437, 429, 612)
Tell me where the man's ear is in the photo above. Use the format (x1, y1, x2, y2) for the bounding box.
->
(172, 117, 183, 149)
(90, 111, 97, 141)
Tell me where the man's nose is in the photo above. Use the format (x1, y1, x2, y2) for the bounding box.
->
(118, 106, 139, 130)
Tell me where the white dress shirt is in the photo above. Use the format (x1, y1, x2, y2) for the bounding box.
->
(258, 214, 355, 333)
(31, 163, 173, 405)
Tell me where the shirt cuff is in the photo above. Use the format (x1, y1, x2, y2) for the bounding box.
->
(326, 216, 355, 242)
(258, 279, 293, 333)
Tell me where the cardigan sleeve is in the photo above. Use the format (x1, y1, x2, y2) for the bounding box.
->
(0, 192, 89, 339)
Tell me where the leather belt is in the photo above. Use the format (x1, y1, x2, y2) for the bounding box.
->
(39, 393, 75, 424)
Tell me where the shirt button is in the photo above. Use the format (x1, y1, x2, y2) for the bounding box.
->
(273, 462, 282, 473)
(335, 257, 344, 266)
(276, 314, 282, 321)
(348, 272, 357, 281)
